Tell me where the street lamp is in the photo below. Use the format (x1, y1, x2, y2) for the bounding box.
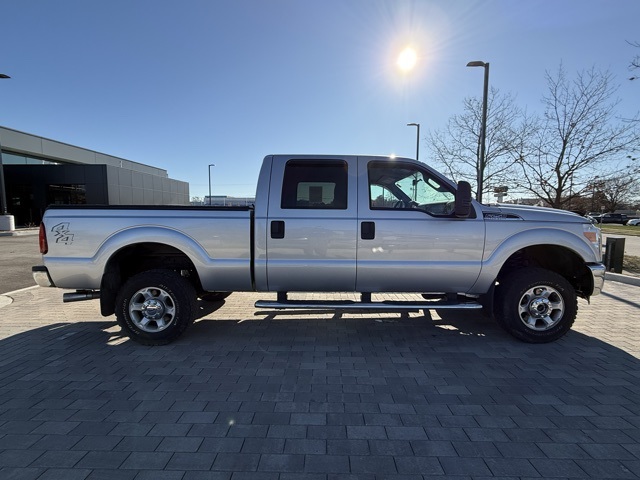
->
(407, 123, 420, 161)
(0, 74, 11, 222)
(466, 60, 489, 203)
(208, 164, 216, 205)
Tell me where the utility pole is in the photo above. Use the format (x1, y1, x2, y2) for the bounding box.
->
(407, 123, 420, 161)
(0, 73, 14, 231)
(208, 164, 216, 205)
(466, 61, 490, 203)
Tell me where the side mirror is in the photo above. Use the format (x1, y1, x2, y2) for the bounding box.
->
(454, 181, 472, 218)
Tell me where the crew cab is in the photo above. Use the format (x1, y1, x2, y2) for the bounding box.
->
(33, 155, 605, 345)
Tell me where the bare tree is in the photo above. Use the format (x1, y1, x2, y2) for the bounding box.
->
(629, 40, 640, 79)
(598, 170, 640, 212)
(427, 88, 532, 202)
(516, 65, 640, 209)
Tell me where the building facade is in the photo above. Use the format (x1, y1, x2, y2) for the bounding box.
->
(0, 126, 189, 226)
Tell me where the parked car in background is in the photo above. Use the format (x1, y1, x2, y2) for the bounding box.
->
(588, 213, 629, 225)
(628, 218, 640, 226)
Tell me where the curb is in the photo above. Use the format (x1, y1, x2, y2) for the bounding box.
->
(605, 272, 640, 287)
(0, 286, 39, 309)
(2, 285, 40, 296)
(0, 228, 39, 237)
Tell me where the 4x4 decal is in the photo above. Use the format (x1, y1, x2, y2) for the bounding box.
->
(51, 222, 74, 245)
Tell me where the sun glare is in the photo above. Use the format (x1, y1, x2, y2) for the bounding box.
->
(397, 47, 417, 72)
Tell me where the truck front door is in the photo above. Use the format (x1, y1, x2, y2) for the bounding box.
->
(265, 156, 358, 292)
(356, 158, 485, 293)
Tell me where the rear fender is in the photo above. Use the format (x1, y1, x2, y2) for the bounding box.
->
(96, 226, 252, 292)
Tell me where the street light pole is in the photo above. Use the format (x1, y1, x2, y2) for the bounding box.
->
(0, 130, 8, 215)
(208, 164, 216, 205)
(0, 74, 11, 221)
(407, 123, 420, 161)
(466, 61, 489, 203)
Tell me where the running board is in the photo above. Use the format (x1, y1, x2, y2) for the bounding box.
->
(254, 299, 482, 311)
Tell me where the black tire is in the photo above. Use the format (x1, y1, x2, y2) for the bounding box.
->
(494, 268, 577, 343)
(115, 269, 196, 346)
(198, 291, 232, 302)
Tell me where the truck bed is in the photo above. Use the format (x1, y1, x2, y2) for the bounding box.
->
(41, 205, 254, 292)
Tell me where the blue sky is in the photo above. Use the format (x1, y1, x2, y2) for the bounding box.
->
(1, 0, 639, 199)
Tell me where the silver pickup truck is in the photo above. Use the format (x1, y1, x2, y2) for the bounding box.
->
(33, 154, 605, 345)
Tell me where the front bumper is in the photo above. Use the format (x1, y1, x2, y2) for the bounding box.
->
(32, 266, 55, 288)
(588, 263, 605, 296)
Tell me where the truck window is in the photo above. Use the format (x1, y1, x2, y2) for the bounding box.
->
(368, 161, 455, 216)
(281, 160, 348, 209)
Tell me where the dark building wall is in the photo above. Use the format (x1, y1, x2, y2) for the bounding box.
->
(1, 127, 190, 227)
(5, 164, 109, 225)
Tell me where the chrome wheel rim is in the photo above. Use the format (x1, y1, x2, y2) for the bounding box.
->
(129, 286, 176, 333)
(518, 285, 564, 331)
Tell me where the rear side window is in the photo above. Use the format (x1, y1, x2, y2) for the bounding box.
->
(281, 160, 348, 209)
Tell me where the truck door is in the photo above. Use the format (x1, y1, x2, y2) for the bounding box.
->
(356, 158, 484, 293)
(265, 156, 358, 292)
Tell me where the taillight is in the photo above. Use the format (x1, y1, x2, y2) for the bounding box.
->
(39, 222, 48, 254)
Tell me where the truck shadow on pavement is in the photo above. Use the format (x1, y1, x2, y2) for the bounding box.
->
(194, 297, 229, 319)
(250, 307, 505, 341)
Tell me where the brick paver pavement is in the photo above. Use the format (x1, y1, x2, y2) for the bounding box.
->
(0, 282, 639, 479)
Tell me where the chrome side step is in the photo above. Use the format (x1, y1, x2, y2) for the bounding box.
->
(254, 299, 482, 311)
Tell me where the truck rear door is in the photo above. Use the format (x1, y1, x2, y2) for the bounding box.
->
(264, 156, 358, 291)
(356, 157, 484, 293)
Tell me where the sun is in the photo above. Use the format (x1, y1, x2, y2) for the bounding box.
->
(397, 47, 417, 72)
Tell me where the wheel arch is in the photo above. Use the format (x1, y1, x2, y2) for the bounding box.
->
(496, 244, 594, 300)
(100, 241, 202, 316)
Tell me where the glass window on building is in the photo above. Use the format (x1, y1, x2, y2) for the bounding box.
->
(47, 184, 87, 205)
(2, 152, 28, 164)
(9, 184, 38, 227)
(1, 151, 62, 165)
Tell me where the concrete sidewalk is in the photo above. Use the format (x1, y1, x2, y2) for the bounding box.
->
(0, 284, 639, 479)
(0, 227, 39, 237)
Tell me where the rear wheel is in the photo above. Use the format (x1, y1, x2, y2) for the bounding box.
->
(115, 269, 196, 345)
(495, 268, 577, 343)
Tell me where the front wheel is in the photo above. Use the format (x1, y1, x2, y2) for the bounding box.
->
(494, 268, 577, 343)
(115, 269, 197, 345)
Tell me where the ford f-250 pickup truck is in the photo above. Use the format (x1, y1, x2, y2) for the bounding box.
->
(33, 154, 605, 345)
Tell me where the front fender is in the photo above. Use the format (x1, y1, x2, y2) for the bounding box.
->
(471, 227, 598, 293)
